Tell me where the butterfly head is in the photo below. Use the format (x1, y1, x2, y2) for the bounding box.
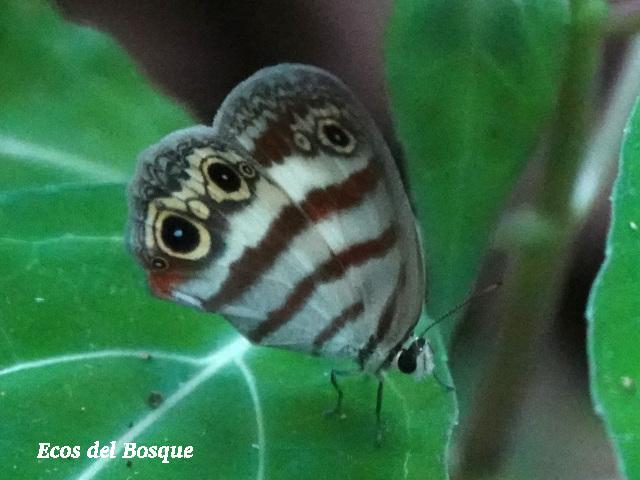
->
(127, 125, 260, 305)
(393, 337, 434, 380)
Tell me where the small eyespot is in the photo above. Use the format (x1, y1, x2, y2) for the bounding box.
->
(238, 161, 256, 178)
(201, 157, 251, 202)
(397, 349, 418, 374)
(317, 118, 356, 154)
(154, 211, 211, 260)
(293, 131, 312, 152)
(206, 162, 241, 193)
(151, 257, 168, 270)
(323, 124, 349, 146)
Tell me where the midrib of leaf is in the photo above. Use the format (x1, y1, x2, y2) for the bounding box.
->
(0, 349, 203, 377)
(236, 358, 266, 480)
(442, 4, 482, 310)
(0, 134, 128, 183)
(0, 235, 124, 247)
(0, 336, 259, 480)
(74, 337, 254, 480)
(0, 181, 127, 203)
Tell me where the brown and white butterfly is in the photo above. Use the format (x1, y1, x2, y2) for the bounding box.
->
(127, 64, 436, 424)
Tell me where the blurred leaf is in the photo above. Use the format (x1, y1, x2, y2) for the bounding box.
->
(0, 0, 191, 191)
(1, 1, 455, 479)
(385, 1, 569, 475)
(588, 97, 640, 479)
(385, 0, 569, 341)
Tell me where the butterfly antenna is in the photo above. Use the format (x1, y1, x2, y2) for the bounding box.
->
(418, 282, 502, 338)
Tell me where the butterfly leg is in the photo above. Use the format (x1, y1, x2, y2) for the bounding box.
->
(375, 378, 384, 445)
(324, 369, 353, 418)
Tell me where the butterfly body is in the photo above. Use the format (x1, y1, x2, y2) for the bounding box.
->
(128, 64, 428, 375)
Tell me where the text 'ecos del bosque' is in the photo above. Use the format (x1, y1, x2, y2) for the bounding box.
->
(37, 441, 194, 464)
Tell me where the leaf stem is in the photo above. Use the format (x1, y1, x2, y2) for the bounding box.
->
(454, 0, 607, 476)
(606, 0, 640, 37)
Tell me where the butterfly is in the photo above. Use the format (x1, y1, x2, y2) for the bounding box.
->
(127, 64, 438, 431)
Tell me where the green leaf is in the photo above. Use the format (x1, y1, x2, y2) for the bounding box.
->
(588, 97, 640, 479)
(385, 0, 569, 475)
(1, 1, 455, 478)
(0, 0, 191, 191)
(385, 0, 569, 340)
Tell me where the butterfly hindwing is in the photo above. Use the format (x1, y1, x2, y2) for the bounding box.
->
(128, 64, 425, 373)
(210, 65, 424, 370)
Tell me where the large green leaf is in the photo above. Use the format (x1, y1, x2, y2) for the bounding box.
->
(1, 1, 454, 478)
(385, 1, 568, 475)
(385, 0, 569, 341)
(588, 98, 640, 479)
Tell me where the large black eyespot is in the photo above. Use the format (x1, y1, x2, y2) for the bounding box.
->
(160, 215, 200, 254)
(207, 163, 241, 193)
(397, 349, 417, 374)
(317, 118, 356, 153)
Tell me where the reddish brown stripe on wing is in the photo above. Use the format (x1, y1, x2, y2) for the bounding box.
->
(303, 164, 378, 221)
(312, 301, 365, 351)
(251, 110, 308, 167)
(204, 163, 380, 311)
(358, 264, 406, 368)
(252, 119, 294, 167)
(204, 203, 307, 311)
(249, 225, 398, 343)
(148, 271, 184, 299)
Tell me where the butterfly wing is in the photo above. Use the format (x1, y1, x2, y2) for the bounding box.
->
(210, 65, 425, 371)
(128, 65, 424, 373)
